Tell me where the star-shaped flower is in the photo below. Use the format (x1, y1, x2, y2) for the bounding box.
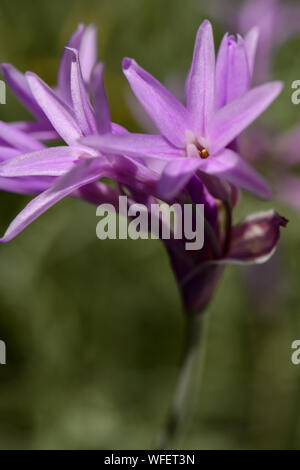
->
(82, 20, 282, 201)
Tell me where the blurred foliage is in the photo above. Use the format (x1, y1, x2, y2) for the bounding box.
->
(0, 0, 300, 450)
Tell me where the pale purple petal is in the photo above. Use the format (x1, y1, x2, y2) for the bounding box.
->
(111, 123, 129, 135)
(0, 146, 21, 161)
(197, 149, 272, 199)
(244, 27, 259, 78)
(79, 25, 98, 87)
(91, 63, 111, 134)
(68, 48, 97, 135)
(57, 24, 85, 104)
(186, 20, 215, 134)
(81, 133, 183, 160)
(215, 33, 229, 111)
(156, 157, 202, 200)
(0, 176, 54, 195)
(228, 36, 250, 102)
(208, 81, 283, 154)
(122, 58, 191, 148)
(0, 120, 44, 152)
(26, 72, 83, 145)
(11, 121, 59, 141)
(215, 34, 250, 109)
(0, 147, 86, 177)
(1, 63, 47, 120)
(0, 157, 110, 242)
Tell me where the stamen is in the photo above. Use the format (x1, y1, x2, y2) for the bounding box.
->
(199, 149, 209, 159)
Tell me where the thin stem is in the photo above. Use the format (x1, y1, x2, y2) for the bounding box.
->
(222, 200, 232, 256)
(156, 313, 203, 449)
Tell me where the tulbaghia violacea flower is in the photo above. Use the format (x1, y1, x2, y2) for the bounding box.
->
(82, 20, 282, 202)
(0, 18, 289, 449)
(0, 28, 159, 242)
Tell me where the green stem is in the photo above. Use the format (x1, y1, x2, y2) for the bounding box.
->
(157, 313, 203, 449)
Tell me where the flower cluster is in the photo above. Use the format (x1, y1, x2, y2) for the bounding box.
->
(0, 20, 288, 313)
(209, 0, 300, 215)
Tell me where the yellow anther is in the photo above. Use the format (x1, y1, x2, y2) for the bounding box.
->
(199, 148, 209, 159)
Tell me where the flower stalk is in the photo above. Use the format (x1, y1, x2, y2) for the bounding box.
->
(157, 312, 204, 449)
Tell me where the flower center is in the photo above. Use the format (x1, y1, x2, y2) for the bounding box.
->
(185, 130, 209, 159)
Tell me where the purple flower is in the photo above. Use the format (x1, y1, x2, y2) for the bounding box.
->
(82, 21, 282, 202)
(0, 120, 56, 194)
(165, 182, 288, 313)
(0, 20, 287, 302)
(0, 27, 158, 242)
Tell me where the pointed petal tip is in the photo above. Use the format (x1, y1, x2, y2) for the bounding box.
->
(200, 19, 212, 29)
(261, 185, 273, 200)
(25, 71, 41, 88)
(122, 57, 134, 71)
(249, 25, 259, 36)
(194, 19, 213, 41)
(1, 63, 10, 72)
(95, 61, 105, 72)
(270, 80, 284, 94)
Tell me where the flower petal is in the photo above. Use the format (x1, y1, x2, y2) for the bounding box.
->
(0, 157, 110, 242)
(0, 120, 44, 152)
(0, 146, 85, 177)
(79, 25, 98, 86)
(26, 72, 82, 145)
(122, 58, 191, 148)
(91, 62, 111, 134)
(57, 24, 85, 104)
(186, 20, 215, 134)
(197, 149, 272, 199)
(227, 210, 288, 264)
(11, 121, 59, 141)
(216, 34, 250, 110)
(81, 133, 183, 160)
(215, 33, 229, 111)
(156, 157, 202, 200)
(208, 81, 283, 154)
(0, 176, 54, 195)
(68, 48, 97, 135)
(0, 146, 21, 161)
(244, 27, 259, 78)
(1, 63, 47, 120)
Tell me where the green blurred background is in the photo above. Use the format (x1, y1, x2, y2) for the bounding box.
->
(0, 0, 300, 450)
